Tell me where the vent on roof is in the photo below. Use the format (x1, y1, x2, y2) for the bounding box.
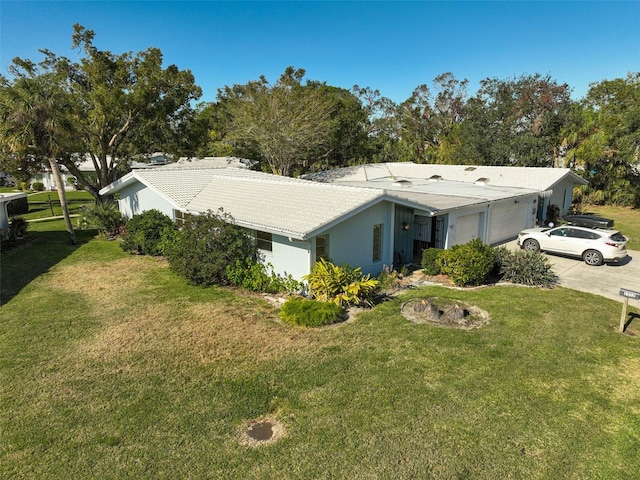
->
(464, 166, 476, 171)
(475, 177, 490, 185)
(392, 179, 412, 187)
(428, 175, 442, 181)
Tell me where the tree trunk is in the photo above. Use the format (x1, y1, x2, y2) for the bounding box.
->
(48, 156, 77, 245)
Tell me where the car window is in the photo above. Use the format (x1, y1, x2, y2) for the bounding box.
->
(550, 228, 569, 237)
(610, 232, 626, 242)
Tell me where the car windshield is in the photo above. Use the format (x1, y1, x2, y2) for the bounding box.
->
(610, 232, 626, 242)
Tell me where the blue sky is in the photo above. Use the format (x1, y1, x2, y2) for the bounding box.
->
(1, 1, 638, 103)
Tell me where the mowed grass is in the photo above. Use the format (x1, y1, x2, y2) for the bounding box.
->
(1, 225, 640, 479)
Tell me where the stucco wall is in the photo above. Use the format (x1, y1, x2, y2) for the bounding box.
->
(259, 235, 312, 282)
(117, 182, 176, 220)
(320, 201, 393, 277)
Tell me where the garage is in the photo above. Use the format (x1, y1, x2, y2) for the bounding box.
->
(454, 213, 481, 245)
(487, 200, 531, 244)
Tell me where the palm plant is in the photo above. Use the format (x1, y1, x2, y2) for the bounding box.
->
(0, 75, 77, 243)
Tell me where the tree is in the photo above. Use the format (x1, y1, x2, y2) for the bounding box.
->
(220, 67, 336, 176)
(8, 24, 202, 202)
(565, 73, 640, 205)
(456, 74, 572, 167)
(0, 75, 77, 243)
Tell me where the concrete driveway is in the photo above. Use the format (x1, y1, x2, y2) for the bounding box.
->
(503, 241, 640, 307)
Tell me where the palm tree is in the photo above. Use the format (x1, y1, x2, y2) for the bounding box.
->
(0, 76, 77, 244)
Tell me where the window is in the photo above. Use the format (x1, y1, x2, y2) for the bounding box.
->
(256, 230, 273, 251)
(372, 224, 382, 262)
(174, 210, 189, 228)
(316, 235, 328, 261)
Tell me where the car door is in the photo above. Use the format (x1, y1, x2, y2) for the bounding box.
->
(543, 227, 571, 253)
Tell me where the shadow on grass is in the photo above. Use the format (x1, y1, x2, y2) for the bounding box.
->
(0, 228, 97, 306)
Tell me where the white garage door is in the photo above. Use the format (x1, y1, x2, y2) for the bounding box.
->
(488, 201, 528, 244)
(455, 213, 480, 245)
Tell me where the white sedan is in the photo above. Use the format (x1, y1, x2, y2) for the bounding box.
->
(517, 225, 628, 266)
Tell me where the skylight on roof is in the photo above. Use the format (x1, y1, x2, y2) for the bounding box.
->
(464, 166, 476, 171)
(475, 177, 490, 185)
(428, 175, 442, 181)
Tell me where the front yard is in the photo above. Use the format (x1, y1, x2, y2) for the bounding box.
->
(1, 220, 639, 479)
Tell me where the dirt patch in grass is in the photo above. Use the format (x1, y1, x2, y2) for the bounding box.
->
(239, 416, 286, 446)
(401, 297, 490, 329)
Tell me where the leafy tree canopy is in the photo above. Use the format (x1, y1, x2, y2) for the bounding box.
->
(5, 24, 202, 201)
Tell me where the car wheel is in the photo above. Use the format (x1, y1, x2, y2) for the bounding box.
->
(522, 239, 540, 252)
(583, 250, 603, 266)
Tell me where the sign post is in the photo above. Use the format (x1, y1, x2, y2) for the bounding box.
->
(619, 288, 640, 333)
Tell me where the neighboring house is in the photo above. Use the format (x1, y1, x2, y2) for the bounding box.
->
(100, 163, 586, 280)
(0, 192, 27, 230)
(30, 155, 254, 191)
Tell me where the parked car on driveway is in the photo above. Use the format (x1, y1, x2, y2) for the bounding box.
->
(517, 225, 628, 266)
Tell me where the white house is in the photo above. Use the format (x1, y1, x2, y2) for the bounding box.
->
(31, 154, 254, 191)
(99, 163, 587, 281)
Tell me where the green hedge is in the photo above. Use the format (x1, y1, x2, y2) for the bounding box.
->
(280, 297, 343, 327)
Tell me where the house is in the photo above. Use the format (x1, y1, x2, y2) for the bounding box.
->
(31, 154, 254, 191)
(99, 163, 587, 281)
(0, 192, 27, 231)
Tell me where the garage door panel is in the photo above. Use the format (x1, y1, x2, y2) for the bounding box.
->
(455, 213, 480, 245)
(489, 202, 528, 244)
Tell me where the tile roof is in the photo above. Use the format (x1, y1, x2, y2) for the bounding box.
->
(102, 167, 383, 239)
(185, 171, 383, 238)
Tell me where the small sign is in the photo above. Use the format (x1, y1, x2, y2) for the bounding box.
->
(619, 288, 640, 300)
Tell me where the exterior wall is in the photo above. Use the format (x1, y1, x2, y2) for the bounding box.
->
(444, 205, 487, 248)
(540, 179, 577, 223)
(259, 235, 312, 281)
(117, 182, 176, 220)
(318, 201, 393, 277)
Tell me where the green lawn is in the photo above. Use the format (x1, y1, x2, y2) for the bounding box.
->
(1, 222, 639, 479)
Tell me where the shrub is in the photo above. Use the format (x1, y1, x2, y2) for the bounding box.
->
(498, 249, 558, 288)
(437, 238, 495, 286)
(226, 260, 303, 294)
(421, 248, 444, 275)
(303, 258, 379, 307)
(6, 196, 29, 215)
(280, 297, 343, 327)
(80, 202, 124, 238)
(166, 209, 257, 286)
(376, 265, 403, 291)
(120, 209, 176, 256)
(32, 181, 45, 191)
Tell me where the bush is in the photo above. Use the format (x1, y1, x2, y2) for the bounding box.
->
(32, 182, 45, 191)
(80, 202, 124, 238)
(437, 238, 495, 286)
(226, 260, 303, 294)
(421, 248, 444, 275)
(280, 297, 343, 327)
(302, 258, 379, 307)
(120, 209, 176, 256)
(166, 209, 257, 286)
(6, 196, 29, 215)
(498, 249, 558, 288)
(2, 217, 28, 249)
